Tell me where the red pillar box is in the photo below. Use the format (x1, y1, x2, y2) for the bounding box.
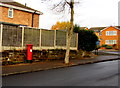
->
(26, 44, 33, 63)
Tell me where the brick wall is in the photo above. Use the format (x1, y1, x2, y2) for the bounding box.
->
(33, 14, 39, 28)
(100, 27, 120, 50)
(0, 7, 40, 28)
(118, 30, 120, 50)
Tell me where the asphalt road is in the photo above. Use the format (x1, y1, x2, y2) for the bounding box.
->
(2, 60, 119, 86)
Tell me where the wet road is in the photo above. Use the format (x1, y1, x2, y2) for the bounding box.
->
(3, 60, 119, 86)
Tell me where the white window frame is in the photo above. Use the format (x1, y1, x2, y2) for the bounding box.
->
(8, 8, 14, 18)
(106, 31, 117, 36)
(105, 40, 117, 44)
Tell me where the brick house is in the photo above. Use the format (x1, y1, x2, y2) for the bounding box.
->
(90, 26, 120, 50)
(0, 0, 43, 28)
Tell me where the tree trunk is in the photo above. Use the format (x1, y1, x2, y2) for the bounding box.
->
(64, 0, 74, 64)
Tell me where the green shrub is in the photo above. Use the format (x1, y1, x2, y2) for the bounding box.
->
(105, 46, 112, 49)
(74, 28, 98, 51)
(101, 44, 108, 47)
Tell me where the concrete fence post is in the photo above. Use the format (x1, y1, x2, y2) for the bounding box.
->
(54, 30, 56, 49)
(39, 29, 42, 48)
(21, 27, 25, 49)
(0, 24, 3, 52)
(76, 33, 78, 49)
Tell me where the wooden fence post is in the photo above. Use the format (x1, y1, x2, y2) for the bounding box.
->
(21, 27, 24, 49)
(0, 24, 3, 52)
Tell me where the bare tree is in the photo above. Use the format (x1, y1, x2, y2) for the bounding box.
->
(64, 0, 74, 64)
(42, 0, 77, 64)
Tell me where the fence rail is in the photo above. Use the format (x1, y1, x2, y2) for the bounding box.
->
(0, 24, 78, 52)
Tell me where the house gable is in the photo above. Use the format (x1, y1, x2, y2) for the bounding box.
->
(0, 0, 43, 28)
(100, 26, 120, 32)
(0, 1, 43, 15)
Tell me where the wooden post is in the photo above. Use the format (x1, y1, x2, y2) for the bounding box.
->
(39, 29, 42, 48)
(21, 27, 24, 49)
(54, 30, 56, 49)
(0, 24, 3, 52)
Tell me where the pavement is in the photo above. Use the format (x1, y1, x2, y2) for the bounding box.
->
(2, 53, 120, 76)
(98, 49, 120, 55)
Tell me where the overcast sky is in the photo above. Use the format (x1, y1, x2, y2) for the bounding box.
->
(14, 0, 120, 29)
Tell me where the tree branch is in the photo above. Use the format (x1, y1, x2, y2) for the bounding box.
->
(65, 0, 70, 5)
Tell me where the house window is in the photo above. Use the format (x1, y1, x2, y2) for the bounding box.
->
(105, 40, 117, 44)
(8, 8, 14, 18)
(106, 31, 117, 36)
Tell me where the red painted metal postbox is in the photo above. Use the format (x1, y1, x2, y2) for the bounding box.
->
(26, 44, 33, 62)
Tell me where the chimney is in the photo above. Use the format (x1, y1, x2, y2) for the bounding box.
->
(25, 3, 27, 7)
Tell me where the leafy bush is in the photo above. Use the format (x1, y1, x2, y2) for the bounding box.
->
(74, 26, 98, 51)
(105, 46, 112, 49)
(101, 44, 108, 47)
(101, 44, 112, 49)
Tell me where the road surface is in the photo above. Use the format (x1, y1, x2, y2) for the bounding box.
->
(2, 60, 119, 86)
